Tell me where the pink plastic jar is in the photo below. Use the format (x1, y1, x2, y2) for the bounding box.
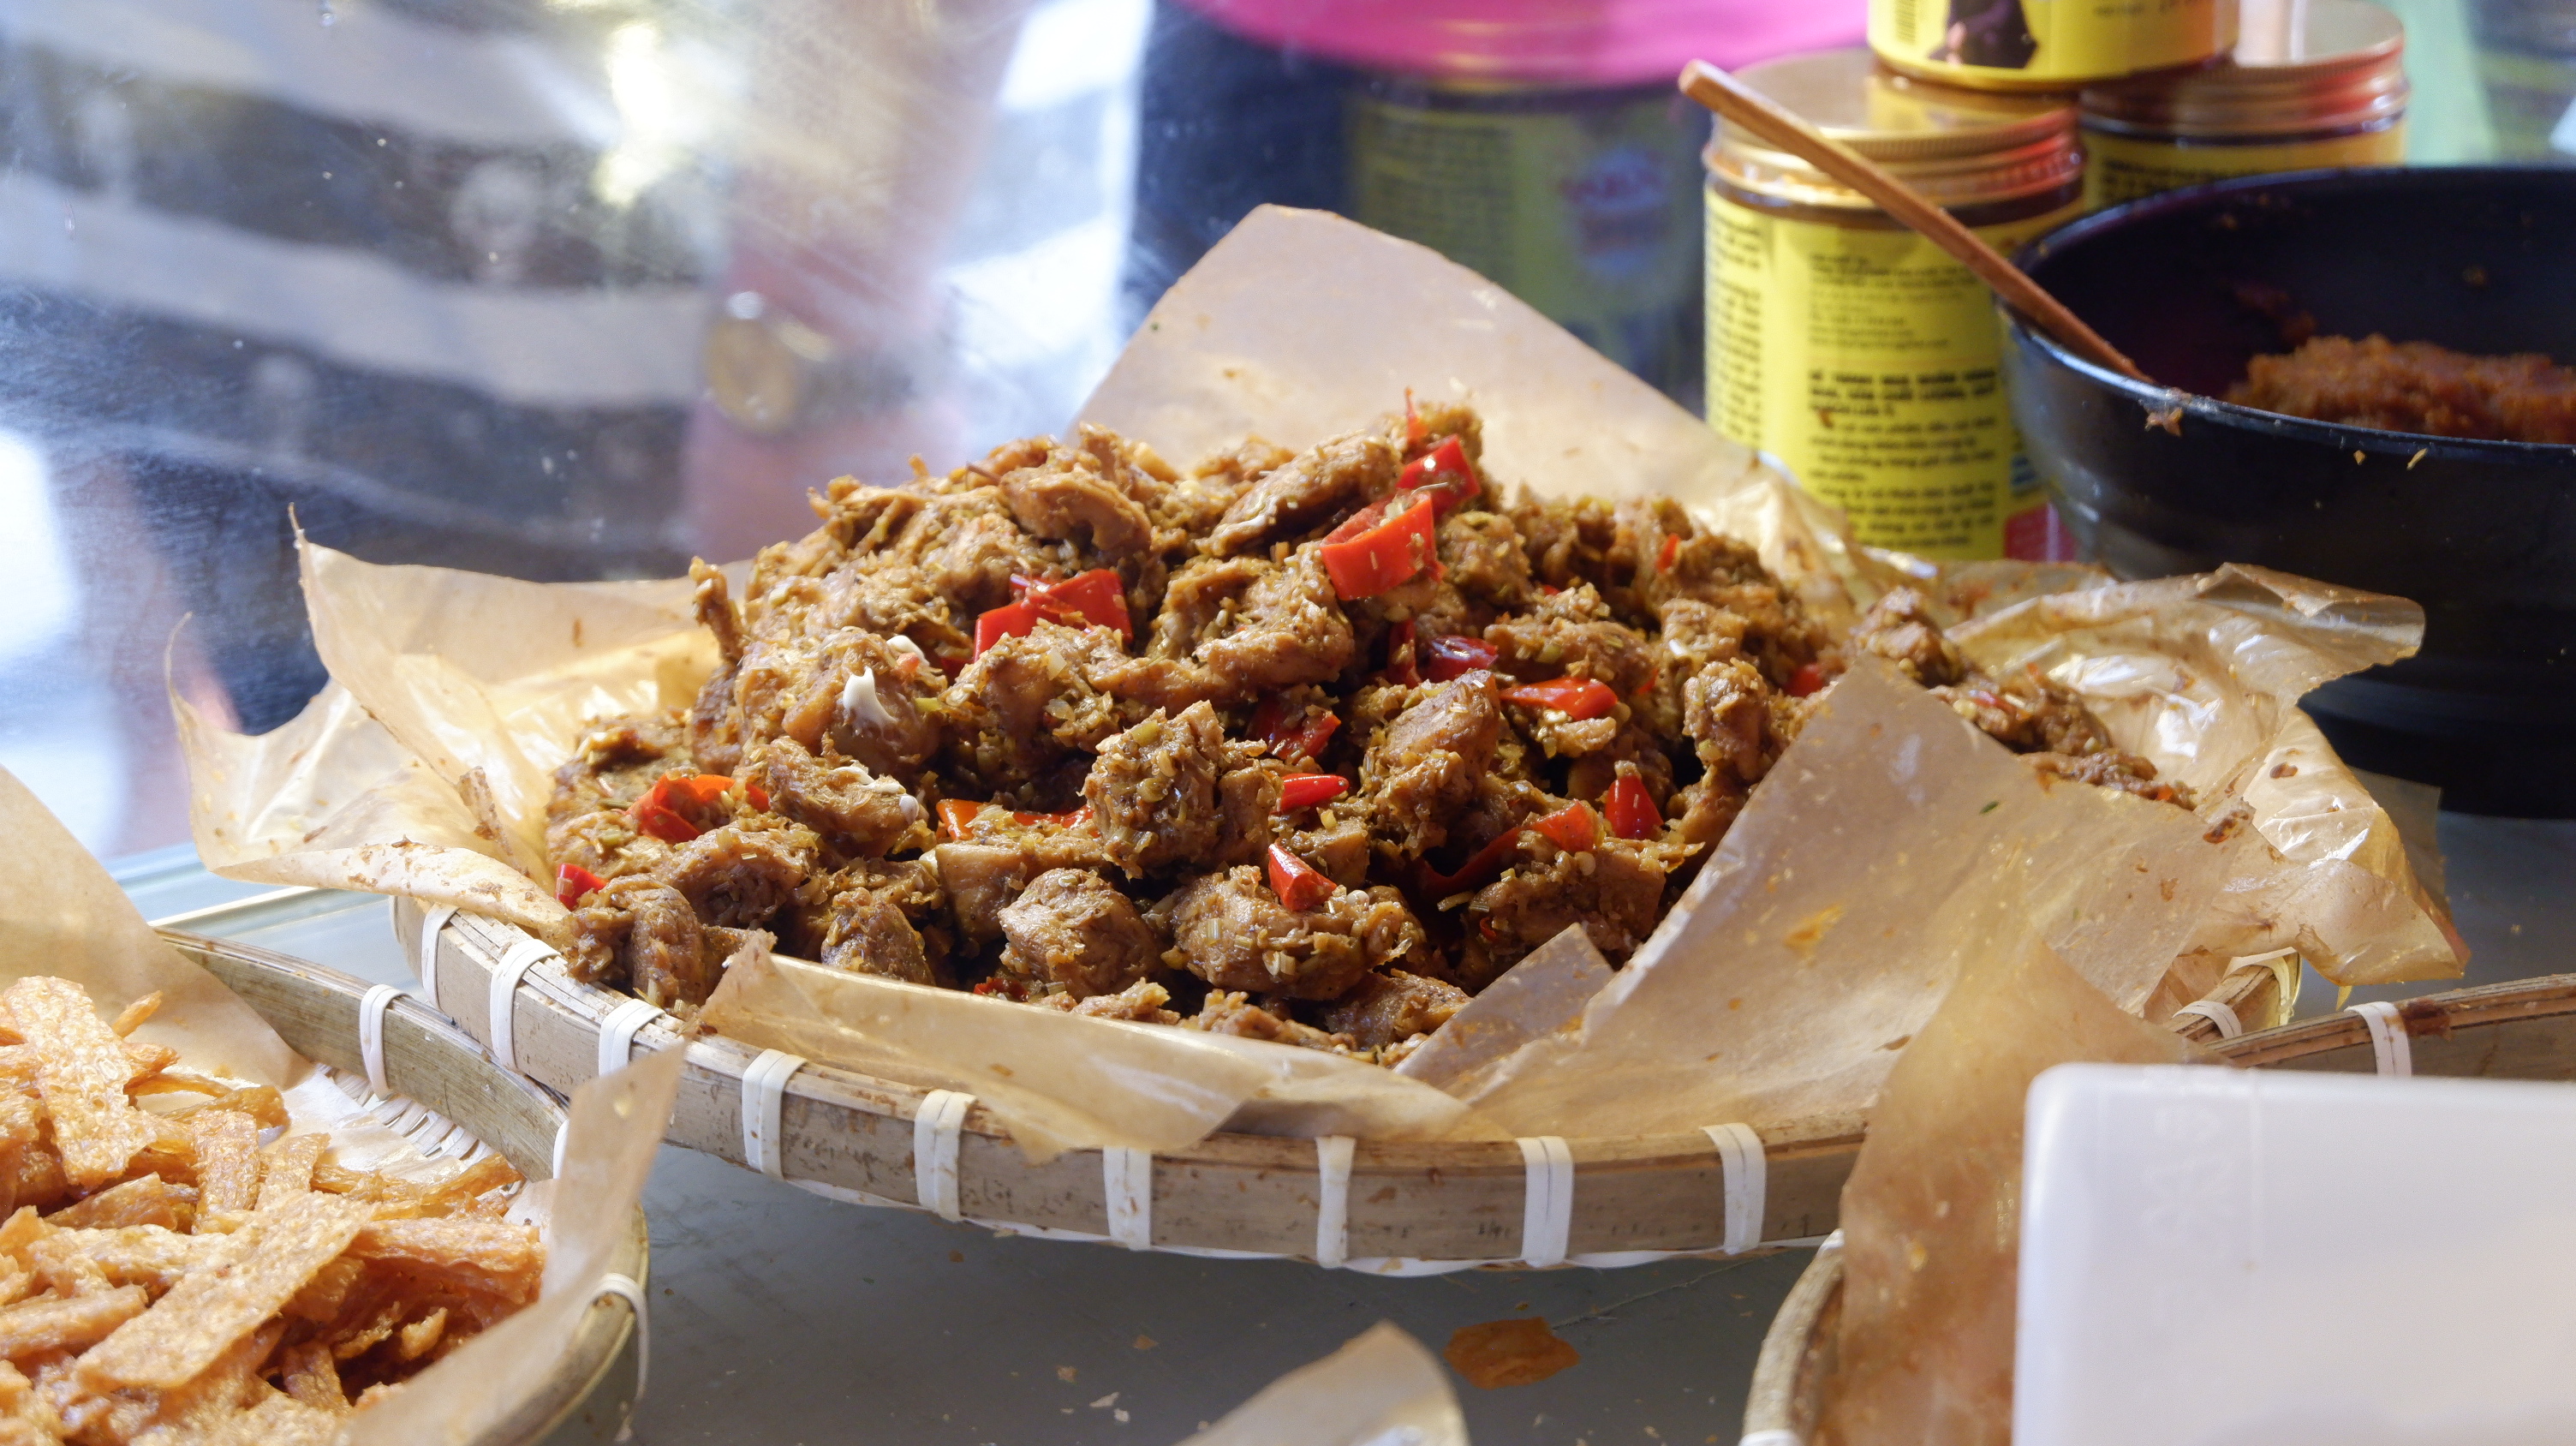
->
(1130, 0, 1865, 404)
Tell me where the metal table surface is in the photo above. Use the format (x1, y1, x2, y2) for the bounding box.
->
(118, 810, 2574, 1445)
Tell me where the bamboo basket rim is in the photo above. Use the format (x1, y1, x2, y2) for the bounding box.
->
(160, 929, 648, 1446)
(1744, 969, 2576, 1441)
(394, 899, 2293, 1269)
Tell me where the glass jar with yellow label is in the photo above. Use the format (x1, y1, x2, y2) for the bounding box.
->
(2081, 0, 2407, 209)
(1705, 48, 2084, 562)
(1870, 0, 2235, 93)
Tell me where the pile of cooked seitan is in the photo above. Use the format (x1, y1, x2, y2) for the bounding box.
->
(546, 399, 2186, 1065)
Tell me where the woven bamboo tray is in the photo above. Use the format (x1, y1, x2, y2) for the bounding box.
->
(396, 900, 2288, 1269)
(1740, 971, 2576, 1443)
(162, 929, 650, 1446)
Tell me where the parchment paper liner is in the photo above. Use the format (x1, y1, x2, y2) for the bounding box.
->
(1, 766, 675, 1443)
(179, 206, 2458, 1160)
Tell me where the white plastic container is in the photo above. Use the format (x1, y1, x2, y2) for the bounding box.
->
(2018, 1063, 2576, 1445)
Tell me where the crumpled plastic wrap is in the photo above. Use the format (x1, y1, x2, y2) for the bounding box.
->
(1816, 933, 2206, 1446)
(179, 206, 2458, 1159)
(1172, 1323, 1466, 1446)
(2, 765, 677, 1442)
(1944, 565, 2463, 989)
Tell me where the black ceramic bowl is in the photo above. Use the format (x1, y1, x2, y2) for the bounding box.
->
(2004, 166, 2576, 817)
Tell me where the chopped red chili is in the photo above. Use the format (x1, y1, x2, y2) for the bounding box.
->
(1394, 434, 1478, 517)
(1011, 569, 1133, 641)
(1319, 495, 1437, 601)
(936, 798, 981, 840)
(972, 601, 1042, 657)
(1251, 696, 1341, 764)
(1656, 533, 1680, 573)
(1603, 775, 1662, 840)
(1276, 774, 1350, 811)
(1530, 803, 1599, 852)
(745, 783, 771, 812)
(1423, 634, 1499, 682)
(1265, 844, 1336, 912)
(629, 773, 735, 843)
(1384, 618, 1421, 686)
(1500, 677, 1619, 721)
(1412, 827, 1528, 898)
(556, 863, 607, 909)
(1786, 662, 1828, 698)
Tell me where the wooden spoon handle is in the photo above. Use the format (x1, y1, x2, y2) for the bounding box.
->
(1679, 59, 2154, 386)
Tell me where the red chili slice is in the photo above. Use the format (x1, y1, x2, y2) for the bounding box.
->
(1276, 774, 1350, 811)
(1319, 496, 1438, 601)
(1412, 827, 1529, 898)
(973, 601, 1042, 657)
(1656, 533, 1680, 573)
(629, 774, 734, 843)
(556, 863, 607, 909)
(1012, 569, 1133, 641)
(1500, 677, 1619, 721)
(1530, 803, 1599, 852)
(1786, 662, 1828, 698)
(1603, 775, 1662, 840)
(1394, 435, 1478, 517)
(1251, 696, 1341, 763)
(745, 783, 771, 811)
(936, 798, 981, 840)
(1385, 619, 1421, 686)
(1423, 635, 1498, 682)
(1266, 844, 1337, 912)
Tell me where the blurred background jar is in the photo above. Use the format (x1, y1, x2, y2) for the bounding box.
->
(2470, 0, 2576, 158)
(1125, 0, 1866, 409)
(1705, 48, 2084, 561)
(2080, 0, 2410, 208)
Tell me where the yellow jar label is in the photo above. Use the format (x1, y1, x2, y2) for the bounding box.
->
(1349, 89, 1705, 399)
(1707, 192, 2078, 560)
(1870, 0, 2234, 87)
(2082, 122, 2407, 208)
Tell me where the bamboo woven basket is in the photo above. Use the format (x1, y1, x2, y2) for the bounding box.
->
(1740, 971, 2576, 1444)
(162, 929, 650, 1446)
(395, 899, 2291, 1269)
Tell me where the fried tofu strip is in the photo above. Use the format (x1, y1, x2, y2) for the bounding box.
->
(1, 979, 152, 1191)
(184, 1112, 261, 1221)
(45, 1174, 182, 1231)
(256, 1136, 326, 1210)
(349, 1217, 542, 1302)
(75, 1193, 367, 1391)
(0, 1284, 146, 1356)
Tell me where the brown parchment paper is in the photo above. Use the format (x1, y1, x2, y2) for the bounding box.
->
(179, 205, 2454, 1158)
(701, 950, 1473, 1161)
(1455, 664, 2224, 1138)
(1174, 1323, 1466, 1446)
(3, 765, 674, 1439)
(3, 768, 299, 1084)
(1816, 935, 2204, 1446)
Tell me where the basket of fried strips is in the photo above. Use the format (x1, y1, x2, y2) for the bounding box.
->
(0, 766, 677, 1446)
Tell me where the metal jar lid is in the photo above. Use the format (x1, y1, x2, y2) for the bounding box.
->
(1705, 46, 2083, 213)
(2081, 0, 2408, 141)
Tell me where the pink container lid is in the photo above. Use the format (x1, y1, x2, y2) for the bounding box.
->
(1178, 0, 1868, 87)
